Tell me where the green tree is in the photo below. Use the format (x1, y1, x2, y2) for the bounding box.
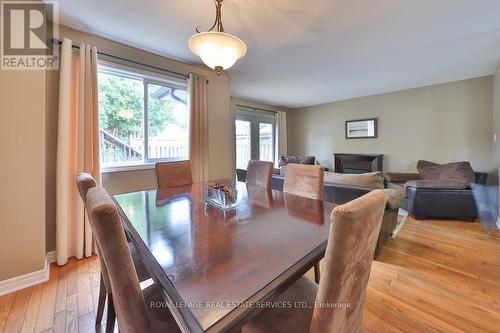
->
(98, 73, 180, 144)
(147, 84, 184, 137)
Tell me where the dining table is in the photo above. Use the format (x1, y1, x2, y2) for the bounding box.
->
(113, 180, 335, 333)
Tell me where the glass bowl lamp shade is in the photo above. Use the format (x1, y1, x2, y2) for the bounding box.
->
(189, 31, 247, 72)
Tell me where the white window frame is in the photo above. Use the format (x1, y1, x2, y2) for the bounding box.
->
(98, 61, 189, 173)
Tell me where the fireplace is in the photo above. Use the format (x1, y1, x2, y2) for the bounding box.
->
(334, 154, 383, 174)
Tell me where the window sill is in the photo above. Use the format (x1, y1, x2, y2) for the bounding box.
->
(101, 163, 156, 174)
(100, 158, 189, 174)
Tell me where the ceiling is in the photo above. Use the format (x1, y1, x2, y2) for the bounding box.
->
(58, 0, 500, 108)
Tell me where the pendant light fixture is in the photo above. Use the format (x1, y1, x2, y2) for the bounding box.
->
(188, 0, 247, 75)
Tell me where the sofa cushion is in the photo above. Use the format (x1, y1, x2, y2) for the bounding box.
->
(417, 160, 475, 184)
(323, 171, 385, 190)
(278, 155, 315, 167)
(405, 180, 470, 190)
(416, 160, 439, 170)
(385, 188, 405, 209)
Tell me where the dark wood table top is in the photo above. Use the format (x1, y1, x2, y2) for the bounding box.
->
(114, 180, 335, 333)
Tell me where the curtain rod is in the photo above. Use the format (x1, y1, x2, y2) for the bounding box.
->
(235, 103, 278, 114)
(51, 38, 191, 81)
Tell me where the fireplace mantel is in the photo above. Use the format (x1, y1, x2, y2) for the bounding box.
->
(334, 153, 383, 174)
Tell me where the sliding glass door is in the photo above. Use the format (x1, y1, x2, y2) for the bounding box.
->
(235, 106, 275, 170)
(235, 119, 252, 169)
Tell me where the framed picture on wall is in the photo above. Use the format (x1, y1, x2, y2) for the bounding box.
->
(345, 118, 378, 139)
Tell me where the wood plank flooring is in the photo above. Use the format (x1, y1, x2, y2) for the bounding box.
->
(1, 217, 499, 333)
(0, 256, 106, 333)
(360, 218, 500, 333)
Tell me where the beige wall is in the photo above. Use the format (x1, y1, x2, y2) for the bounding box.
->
(0, 70, 46, 280)
(288, 77, 495, 173)
(45, 25, 233, 252)
(492, 64, 500, 168)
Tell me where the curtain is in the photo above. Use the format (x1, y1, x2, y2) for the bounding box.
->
(188, 73, 209, 182)
(56, 38, 100, 266)
(275, 111, 288, 166)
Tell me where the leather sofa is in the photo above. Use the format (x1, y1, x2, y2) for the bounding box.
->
(386, 171, 487, 221)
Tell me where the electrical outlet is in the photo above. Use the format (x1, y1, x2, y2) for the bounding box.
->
(494, 134, 497, 142)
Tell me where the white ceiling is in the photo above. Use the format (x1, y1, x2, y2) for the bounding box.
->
(58, 0, 500, 108)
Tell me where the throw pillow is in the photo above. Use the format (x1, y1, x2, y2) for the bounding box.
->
(278, 155, 316, 167)
(417, 160, 475, 184)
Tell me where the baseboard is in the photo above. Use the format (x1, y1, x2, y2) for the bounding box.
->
(0, 251, 55, 296)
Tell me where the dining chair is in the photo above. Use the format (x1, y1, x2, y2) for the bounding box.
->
(283, 163, 324, 282)
(246, 160, 273, 188)
(283, 163, 324, 200)
(86, 186, 181, 333)
(76, 173, 151, 331)
(155, 160, 193, 189)
(76, 173, 115, 329)
(242, 190, 388, 333)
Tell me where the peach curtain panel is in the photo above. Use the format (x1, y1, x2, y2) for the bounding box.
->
(188, 73, 209, 182)
(275, 111, 288, 165)
(56, 38, 100, 266)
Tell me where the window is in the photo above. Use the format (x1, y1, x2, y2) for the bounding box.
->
(235, 106, 275, 170)
(98, 63, 188, 170)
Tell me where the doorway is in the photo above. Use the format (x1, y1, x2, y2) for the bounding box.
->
(235, 106, 275, 170)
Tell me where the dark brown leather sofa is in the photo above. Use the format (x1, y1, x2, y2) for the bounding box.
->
(387, 171, 487, 221)
(386, 160, 487, 221)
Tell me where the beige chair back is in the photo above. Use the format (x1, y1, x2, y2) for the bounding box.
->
(76, 172, 97, 199)
(75, 173, 113, 294)
(310, 190, 387, 333)
(246, 160, 273, 188)
(155, 161, 193, 188)
(283, 164, 324, 200)
(86, 186, 151, 333)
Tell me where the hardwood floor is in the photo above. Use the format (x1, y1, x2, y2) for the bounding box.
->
(0, 257, 107, 333)
(1, 217, 499, 333)
(360, 218, 500, 333)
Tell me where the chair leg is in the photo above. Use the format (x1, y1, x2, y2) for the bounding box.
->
(95, 275, 106, 326)
(105, 296, 116, 333)
(314, 262, 321, 283)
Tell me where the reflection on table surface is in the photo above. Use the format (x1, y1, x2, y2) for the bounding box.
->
(114, 180, 334, 331)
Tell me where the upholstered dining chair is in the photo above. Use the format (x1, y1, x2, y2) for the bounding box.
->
(86, 186, 181, 333)
(76, 173, 150, 331)
(242, 190, 388, 333)
(283, 163, 324, 200)
(76, 173, 115, 329)
(155, 160, 193, 189)
(283, 163, 324, 282)
(246, 160, 273, 188)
